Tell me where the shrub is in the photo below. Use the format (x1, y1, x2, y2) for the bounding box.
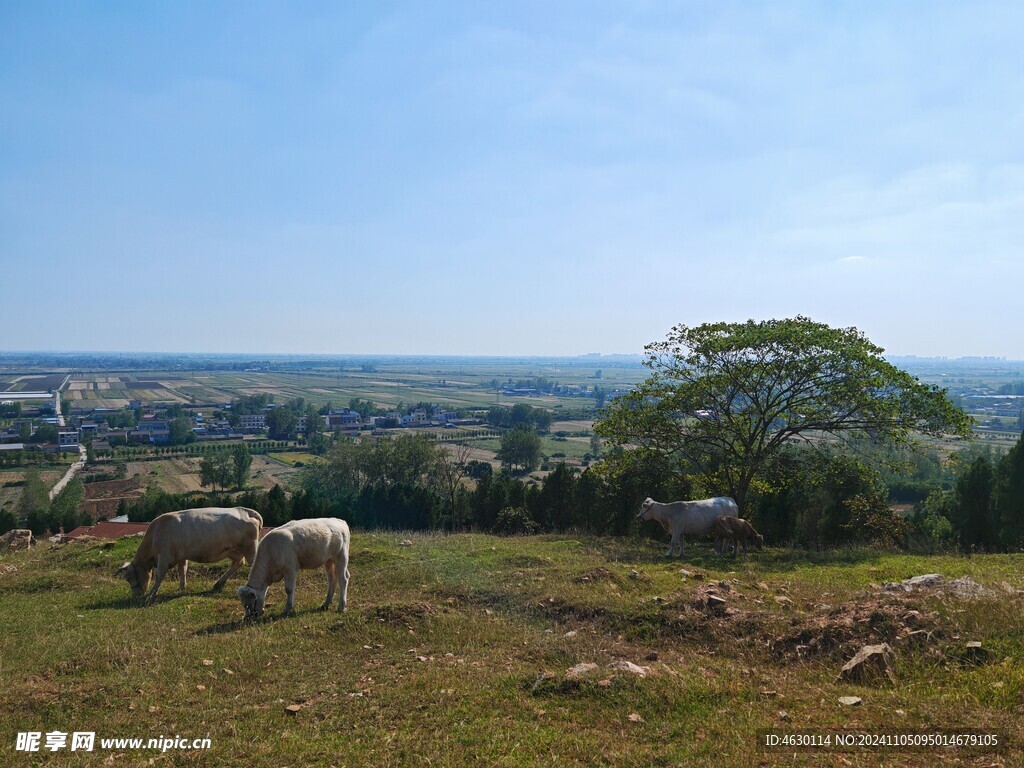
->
(494, 506, 538, 535)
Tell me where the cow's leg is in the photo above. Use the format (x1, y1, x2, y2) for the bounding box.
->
(282, 571, 297, 617)
(243, 539, 257, 566)
(212, 556, 244, 593)
(666, 534, 677, 558)
(179, 560, 188, 591)
(145, 557, 170, 603)
(319, 560, 336, 611)
(337, 547, 349, 613)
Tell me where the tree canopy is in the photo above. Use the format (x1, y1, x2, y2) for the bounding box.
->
(596, 317, 972, 511)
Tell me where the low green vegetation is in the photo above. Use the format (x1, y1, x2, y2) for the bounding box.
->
(1, 534, 1020, 766)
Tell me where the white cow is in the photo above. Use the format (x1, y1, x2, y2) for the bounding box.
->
(237, 518, 350, 620)
(637, 496, 739, 557)
(118, 507, 263, 603)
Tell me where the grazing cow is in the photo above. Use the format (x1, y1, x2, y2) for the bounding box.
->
(117, 507, 262, 603)
(637, 496, 739, 557)
(713, 515, 764, 557)
(237, 518, 350, 620)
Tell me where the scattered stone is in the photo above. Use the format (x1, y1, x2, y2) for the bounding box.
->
(627, 713, 644, 723)
(948, 576, 988, 598)
(815, 604, 833, 612)
(415, 656, 428, 663)
(629, 569, 640, 580)
(757, 582, 770, 591)
(706, 594, 728, 611)
(565, 662, 600, 681)
(564, 630, 578, 638)
(906, 574, 944, 588)
(284, 704, 302, 715)
(778, 710, 789, 720)
(201, 660, 214, 666)
(679, 568, 692, 577)
(609, 660, 650, 678)
(0, 529, 32, 551)
(838, 696, 862, 707)
(960, 640, 989, 664)
(774, 596, 792, 605)
(882, 581, 910, 592)
(597, 679, 612, 688)
(400, 539, 413, 547)
(718, 580, 732, 592)
(645, 651, 659, 662)
(838, 643, 895, 684)
(0, 563, 17, 576)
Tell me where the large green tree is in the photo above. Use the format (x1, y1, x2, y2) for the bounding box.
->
(597, 317, 972, 512)
(200, 453, 232, 492)
(496, 428, 542, 474)
(231, 443, 252, 490)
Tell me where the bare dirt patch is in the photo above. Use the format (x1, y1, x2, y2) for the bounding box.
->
(769, 594, 943, 662)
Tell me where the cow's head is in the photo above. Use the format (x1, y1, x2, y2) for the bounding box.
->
(117, 561, 150, 600)
(754, 533, 765, 550)
(636, 497, 656, 520)
(237, 585, 266, 621)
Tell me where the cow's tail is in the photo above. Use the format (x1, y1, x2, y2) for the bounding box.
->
(239, 507, 264, 528)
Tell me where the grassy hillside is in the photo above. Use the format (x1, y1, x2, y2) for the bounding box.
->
(1, 535, 1021, 766)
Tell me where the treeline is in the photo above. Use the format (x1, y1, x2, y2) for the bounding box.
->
(908, 440, 1024, 551)
(15, 428, 1022, 553)
(0, 450, 73, 469)
(485, 404, 553, 432)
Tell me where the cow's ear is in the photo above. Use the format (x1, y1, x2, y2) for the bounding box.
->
(114, 561, 131, 574)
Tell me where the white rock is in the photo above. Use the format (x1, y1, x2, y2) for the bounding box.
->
(565, 662, 600, 681)
(609, 660, 651, 678)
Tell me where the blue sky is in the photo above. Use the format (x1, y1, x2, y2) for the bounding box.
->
(2, 2, 1022, 357)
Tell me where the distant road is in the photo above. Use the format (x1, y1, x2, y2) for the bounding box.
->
(54, 374, 71, 427)
(50, 443, 87, 500)
(49, 375, 80, 499)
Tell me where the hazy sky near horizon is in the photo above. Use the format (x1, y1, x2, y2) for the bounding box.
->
(2, 2, 1023, 357)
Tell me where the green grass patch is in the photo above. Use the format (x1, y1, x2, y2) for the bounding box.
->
(1, 535, 1021, 766)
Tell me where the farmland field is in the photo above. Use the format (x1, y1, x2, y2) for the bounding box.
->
(120, 456, 302, 495)
(59, 360, 647, 414)
(0, 535, 1020, 767)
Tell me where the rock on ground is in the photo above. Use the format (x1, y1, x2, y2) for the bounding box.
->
(609, 660, 651, 678)
(565, 663, 600, 681)
(0, 529, 33, 551)
(838, 643, 895, 684)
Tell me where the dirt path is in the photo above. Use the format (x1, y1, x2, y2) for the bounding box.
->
(49, 443, 87, 500)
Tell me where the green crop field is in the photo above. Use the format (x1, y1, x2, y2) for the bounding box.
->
(60, 361, 648, 415)
(1, 535, 1021, 767)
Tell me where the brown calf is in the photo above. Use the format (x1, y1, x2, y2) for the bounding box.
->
(713, 515, 764, 557)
